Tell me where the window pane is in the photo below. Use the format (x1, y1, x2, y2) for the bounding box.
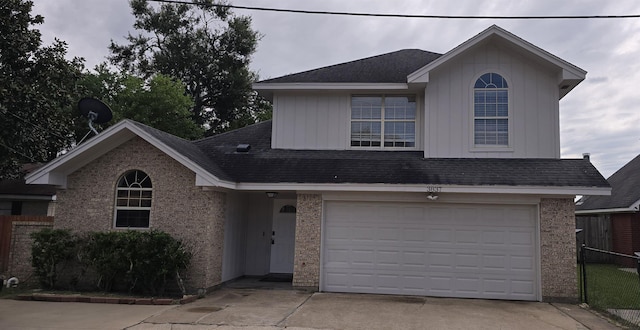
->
(384, 121, 415, 147)
(115, 210, 150, 228)
(497, 104, 508, 117)
(385, 96, 416, 120)
(475, 73, 508, 88)
(486, 104, 497, 117)
(352, 96, 382, 119)
(474, 119, 508, 146)
(351, 121, 381, 147)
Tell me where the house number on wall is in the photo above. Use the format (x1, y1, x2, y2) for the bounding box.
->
(426, 186, 442, 193)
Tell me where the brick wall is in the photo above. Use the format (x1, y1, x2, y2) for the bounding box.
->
(292, 193, 322, 288)
(540, 198, 577, 302)
(55, 137, 226, 292)
(7, 219, 54, 285)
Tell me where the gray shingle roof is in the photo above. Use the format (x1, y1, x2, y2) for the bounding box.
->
(128, 119, 608, 189)
(258, 49, 442, 84)
(576, 154, 640, 211)
(191, 121, 608, 188)
(131, 121, 234, 182)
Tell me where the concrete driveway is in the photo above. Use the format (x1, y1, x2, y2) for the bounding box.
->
(0, 288, 621, 330)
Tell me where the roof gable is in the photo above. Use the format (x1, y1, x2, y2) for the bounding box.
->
(407, 25, 586, 99)
(25, 120, 233, 189)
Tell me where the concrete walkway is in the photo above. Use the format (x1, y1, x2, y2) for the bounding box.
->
(0, 288, 622, 330)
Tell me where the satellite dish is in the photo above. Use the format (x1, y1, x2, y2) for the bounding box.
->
(78, 97, 113, 136)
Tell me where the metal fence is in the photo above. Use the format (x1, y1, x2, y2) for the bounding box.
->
(580, 245, 640, 328)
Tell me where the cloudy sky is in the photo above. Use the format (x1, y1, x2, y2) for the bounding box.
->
(31, 0, 640, 178)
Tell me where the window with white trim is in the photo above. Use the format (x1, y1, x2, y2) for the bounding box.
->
(351, 95, 416, 148)
(474, 73, 509, 146)
(114, 170, 152, 228)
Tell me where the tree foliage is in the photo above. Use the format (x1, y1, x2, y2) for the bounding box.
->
(0, 0, 84, 179)
(78, 65, 203, 140)
(109, 0, 271, 135)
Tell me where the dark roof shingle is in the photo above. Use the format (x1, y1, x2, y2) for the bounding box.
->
(258, 49, 442, 84)
(193, 121, 608, 188)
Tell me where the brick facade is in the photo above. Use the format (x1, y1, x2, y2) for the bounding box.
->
(55, 137, 226, 292)
(540, 198, 577, 302)
(7, 219, 53, 285)
(292, 193, 322, 288)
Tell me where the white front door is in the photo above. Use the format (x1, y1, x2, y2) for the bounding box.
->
(270, 199, 297, 273)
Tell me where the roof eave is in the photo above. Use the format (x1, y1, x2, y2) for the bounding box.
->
(252, 82, 410, 91)
(576, 197, 640, 214)
(575, 207, 639, 215)
(233, 182, 611, 195)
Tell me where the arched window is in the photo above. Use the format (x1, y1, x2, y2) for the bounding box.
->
(474, 73, 509, 146)
(279, 205, 296, 213)
(114, 170, 152, 228)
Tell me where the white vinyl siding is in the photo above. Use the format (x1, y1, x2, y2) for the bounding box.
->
(271, 92, 350, 150)
(322, 201, 538, 300)
(424, 43, 560, 158)
(271, 92, 423, 150)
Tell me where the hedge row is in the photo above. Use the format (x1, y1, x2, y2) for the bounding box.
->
(30, 229, 191, 296)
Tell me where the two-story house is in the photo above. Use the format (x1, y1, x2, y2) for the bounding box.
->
(24, 25, 609, 302)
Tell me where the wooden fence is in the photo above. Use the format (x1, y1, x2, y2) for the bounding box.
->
(0, 215, 54, 274)
(576, 214, 613, 263)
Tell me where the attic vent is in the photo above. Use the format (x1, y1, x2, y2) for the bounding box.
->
(236, 144, 251, 152)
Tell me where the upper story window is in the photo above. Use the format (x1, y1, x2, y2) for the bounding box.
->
(114, 170, 152, 228)
(474, 73, 509, 146)
(351, 95, 416, 148)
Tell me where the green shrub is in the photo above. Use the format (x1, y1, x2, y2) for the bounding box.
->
(82, 230, 191, 295)
(82, 231, 136, 292)
(131, 230, 192, 296)
(30, 228, 77, 289)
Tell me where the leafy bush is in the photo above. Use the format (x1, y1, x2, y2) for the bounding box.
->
(130, 230, 192, 295)
(81, 230, 191, 295)
(30, 228, 77, 289)
(81, 231, 136, 292)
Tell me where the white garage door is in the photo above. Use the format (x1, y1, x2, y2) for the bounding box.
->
(322, 201, 538, 300)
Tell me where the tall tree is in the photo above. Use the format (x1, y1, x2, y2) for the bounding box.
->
(78, 65, 203, 140)
(109, 0, 270, 135)
(0, 0, 84, 179)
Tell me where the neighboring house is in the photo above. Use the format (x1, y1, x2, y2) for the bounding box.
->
(0, 164, 56, 275)
(0, 164, 56, 216)
(576, 154, 640, 262)
(24, 25, 609, 302)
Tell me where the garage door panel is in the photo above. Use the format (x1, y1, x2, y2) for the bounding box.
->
(322, 201, 537, 300)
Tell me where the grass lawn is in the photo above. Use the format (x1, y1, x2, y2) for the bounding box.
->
(579, 263, 640, 309)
